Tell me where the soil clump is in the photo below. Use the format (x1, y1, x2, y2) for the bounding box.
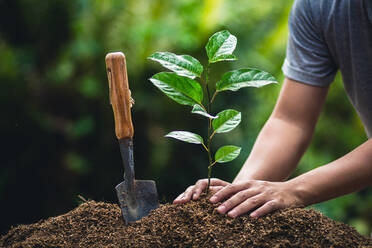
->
(1, 195, 372, 248)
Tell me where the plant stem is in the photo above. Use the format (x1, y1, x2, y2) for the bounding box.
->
(205, 65, 211, 113)
(201, 64, 217, 194)
(204, 63, 214, 194)
(207, 165, 212, 192)
(206, 119, 212, 194)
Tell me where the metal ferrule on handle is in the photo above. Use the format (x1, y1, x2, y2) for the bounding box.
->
(119, 138, 135, 193)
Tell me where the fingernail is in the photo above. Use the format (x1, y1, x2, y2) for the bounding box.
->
(217, 205, 226, 213)
(228, 210, 237, 218)
(250, 213, 258, 218)
(210, 196, 217, 202)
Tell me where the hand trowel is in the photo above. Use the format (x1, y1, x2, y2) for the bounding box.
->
(105, 52, 159, 224)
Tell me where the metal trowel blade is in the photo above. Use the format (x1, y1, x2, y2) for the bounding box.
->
(115, 180, 159, 223)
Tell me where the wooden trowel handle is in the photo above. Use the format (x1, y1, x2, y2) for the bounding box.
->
(105, 52, 134, 140)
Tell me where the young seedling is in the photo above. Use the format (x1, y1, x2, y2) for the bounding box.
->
(148, 30, 277, 193)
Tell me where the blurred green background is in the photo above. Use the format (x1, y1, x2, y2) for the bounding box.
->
(1, 0, 371, 237)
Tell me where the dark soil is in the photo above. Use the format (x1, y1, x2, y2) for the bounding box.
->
(1, 195, 372, 248)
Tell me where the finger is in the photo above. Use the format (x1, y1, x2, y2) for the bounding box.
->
(193, 179, 226, 200)
(250, 200, 279, 218)
(209, 178, 229, 187)
(173, 192, 184, 202)
(227, 194, 265, 218)
(173, 193, 185, 204)
(216, 189, 258, 214)
(195, 179, 208, 187)
(192, 183, 207, 200)
(191, 179, 208, 200)
(192, 179, 212, 200)
(173, 186, 193, 204)
(180, 186, 194, 203)
(193, 178, 229, 200)
(209, 186, 224, 195)
(210, 182, 250, 203)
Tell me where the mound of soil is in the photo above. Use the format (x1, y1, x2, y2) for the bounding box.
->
(1, 195, 372, 248)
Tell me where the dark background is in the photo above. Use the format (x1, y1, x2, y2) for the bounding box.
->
(1, 0, 371, 236)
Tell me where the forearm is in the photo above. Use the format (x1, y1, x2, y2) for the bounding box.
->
(233, 116, 312, 183)
(233, 78, 328, 184)
(288, 138, 372, 206)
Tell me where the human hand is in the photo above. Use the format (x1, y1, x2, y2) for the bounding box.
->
(210, 180, 304, 218)
(173, 178, 230, 204)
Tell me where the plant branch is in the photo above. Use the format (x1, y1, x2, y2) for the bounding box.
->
(202, 143, 208, 152)
(211, 91, 218, 104)
(210, 160, 217, 167)
(210, 130, 216, 140)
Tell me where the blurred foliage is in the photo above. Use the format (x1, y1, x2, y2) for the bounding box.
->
(0, 0, 371, 237)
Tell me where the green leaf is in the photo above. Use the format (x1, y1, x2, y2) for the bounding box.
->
(148, 52, 203, 79)
(215, 145, 241, 163)
(150, 72, 203, 106)
(191, 104, 217, 119)
(213, 109, 241, 133)
(165, 131, 204, 144)
(216, 68, 277, 92)
(206, 30, 237, 63)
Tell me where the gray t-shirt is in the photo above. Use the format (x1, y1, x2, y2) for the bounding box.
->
(282, 0, 372, 137)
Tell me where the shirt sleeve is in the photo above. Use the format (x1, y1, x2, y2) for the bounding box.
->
(282, 0, 337, 87)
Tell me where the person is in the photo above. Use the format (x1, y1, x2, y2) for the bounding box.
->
(173, 0, 372, 219)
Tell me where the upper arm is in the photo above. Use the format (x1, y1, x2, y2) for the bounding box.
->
(282, 0, 337, 86)
(271, 77, 329, 133)
(279, 0, 335, 134)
